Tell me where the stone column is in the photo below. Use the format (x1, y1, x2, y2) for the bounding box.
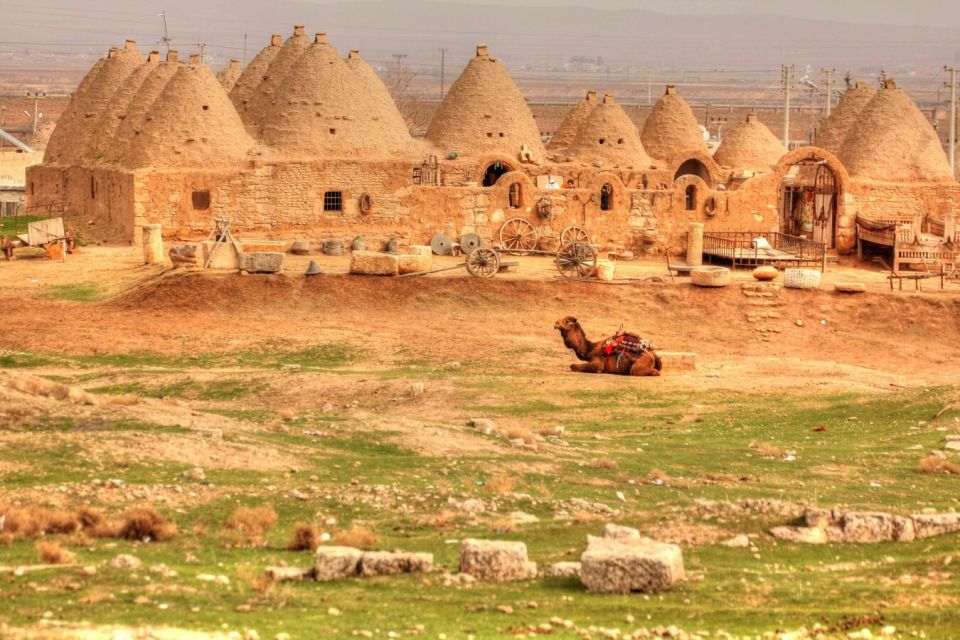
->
(686, 222, 704, 266)
(141, 224, 163, 265)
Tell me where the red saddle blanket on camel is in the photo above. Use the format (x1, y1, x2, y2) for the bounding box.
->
(601, 331, 656, 361)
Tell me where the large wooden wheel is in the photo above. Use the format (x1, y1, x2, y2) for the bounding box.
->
(556, 242, 598, 279)
(465, 248, 500, 278)
(560, 225, 590, 247)
(498, 218, 538, 254)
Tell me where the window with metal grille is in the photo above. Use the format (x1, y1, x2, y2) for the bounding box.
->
(324, 191, 343, 213)
(192, 190, 210, 210)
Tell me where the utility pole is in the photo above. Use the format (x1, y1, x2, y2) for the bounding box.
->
(392, 53, 407, 80)
(710, 116, 728, 143)
(198, 43, 206, 65)
(158, 11, 171, 55)
(821, 67, 835, 116)
(946, 66, 959, 177)
(24, 92, 43, 137)
(438, 48, 448, 100)
(782, 64, 794, 147)
(243, 34, 248, 66)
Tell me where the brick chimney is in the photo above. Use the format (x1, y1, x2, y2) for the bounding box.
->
(293, 25, 305, 37)
(167, 50, 179, 63)
(476, 43, 489, 58)
(271, 34, 282, 47)
(230, 59, 240, 70)
(586, 90, 597, 102)
(148, 51, 160, 63)
(188, 53, 200, 65)
(348, 50, 361, 60)
(125, 39, 137, 51)
(665, 84, 677, 96)
(107, 47, 119, 59)
(603, 93, 615, 105)
(315, 33, 327, 44)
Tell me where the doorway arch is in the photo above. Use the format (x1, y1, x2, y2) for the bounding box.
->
(600, 183, 613, 211)
(674, 158, 711, 184)
(482, 161, 512, 187)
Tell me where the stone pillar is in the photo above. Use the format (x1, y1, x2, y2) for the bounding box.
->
(686, 222, 704, 266)
(141, 224, 163, 265)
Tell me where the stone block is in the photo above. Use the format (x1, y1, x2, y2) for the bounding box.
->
(410, 245, 433, 257)
(350, 251, 399, 276)
(691, 266, 731, 288)
(266, 566, 311, 582)
(359, 551, 434, 577)
(201, 240, 239, 270)
(314, 546, 363, 581)
(912, 512, 960, 539)
(459, 539, 537, 581)
(580, 536, 685, 593)
(834, 282, 867, 293)
(840, 511, 896, 543)
(602, 524, 641, 541)
(542, 561, 581, 579)
(239, 251, 284, 274)
(397, 253, 432, 275)
(241, 240, 285, 253)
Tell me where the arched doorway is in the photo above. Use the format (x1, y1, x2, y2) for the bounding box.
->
(674, 158, 711, 184)
(779, 159, 839, 248)
(600, 184, 613, 211)
(482, 161, 512, 187)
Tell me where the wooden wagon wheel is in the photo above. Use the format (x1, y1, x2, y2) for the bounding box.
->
(560, 225, 590, 247)
(498, 217, 538, 254)
(465, 247, 500, 278)
(556, 242, 598, 279)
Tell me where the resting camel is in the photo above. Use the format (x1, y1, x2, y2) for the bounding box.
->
(554, 316, 662, 376)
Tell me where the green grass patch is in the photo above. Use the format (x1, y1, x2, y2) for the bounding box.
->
(40, 282, 107, 302)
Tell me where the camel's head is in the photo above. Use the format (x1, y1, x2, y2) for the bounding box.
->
(554, 316, 579, 334)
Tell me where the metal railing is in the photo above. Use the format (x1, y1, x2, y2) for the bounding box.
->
(702, 231, 827, 271)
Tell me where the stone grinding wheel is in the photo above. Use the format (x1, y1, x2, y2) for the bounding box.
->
(691, 266, 731, 287)
(431, 233, 453, 256)
(460, 233, 483, 255)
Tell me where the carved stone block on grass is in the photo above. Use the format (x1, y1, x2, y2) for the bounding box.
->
(350, 251, 399, 276)
(580, 536, 685, 594)
(359, 551, 434, 577)
(314, 546, 363, 581)
(459, 539, 537, 581)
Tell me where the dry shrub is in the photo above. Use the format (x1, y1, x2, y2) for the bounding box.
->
(749, 441, 782, 459)
(919, 455, 960, 475)
(287, 523, 320, 551)
(223, 505, 278, 547)
(0, 503, 78, 539)
(485, 473, 516, 495)
(0, 532, 13, 547)
(588, 458, 618, 470)
(490, 518, 516, 534)
(538, 426, 564, 437)
(505, 428, 536, 445)
(117, 507, 177, 542)
(36, 540, 75, 565)
(278, 407, 297, 421)
(416, 511, 458, 530)
(331, 526, 378, 550)
(646, 468, 670, 483)
(572, 511, 602, 525)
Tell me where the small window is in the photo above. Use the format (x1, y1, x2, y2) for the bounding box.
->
(617, 138, 625, 145)
(498, 132, 504, 138)
(192, 190, 211, 210)
(600, 183, 613, 211)
(486, 132, 493, 138)
(202, 105, 209, 111)
(598, 138, 606, 145)
(324, 191, 343, 213)
(90, 177, 96, 199)
(329, 128, 336, 135)
(30, 182, 35, 195)
(685, 185, 697, 211)
(508, 183, 521, 209)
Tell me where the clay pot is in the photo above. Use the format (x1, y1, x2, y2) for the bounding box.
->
(752, 266, 779, 281)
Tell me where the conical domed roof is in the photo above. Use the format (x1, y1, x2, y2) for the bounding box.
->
(567, 94, 652, 168)
(345, 50, 412, 139)
(547, 90, 597, 151)
(44, 40, 144, 166)
(217, 59, 243, 92)
(426, 44, 545, 163)
(106, 51, 182, 166)
(123, 58, 254, 169)
(641, 85, 708, 163)
(89, 50, 162, 165)
(714, 113, 786, 172)
(230, 34, 282, 114)
(840, 79, 953, 182)
(815, 81, 875, 155)
(260, 35, 411, 155)
(243, 26, 311, 129)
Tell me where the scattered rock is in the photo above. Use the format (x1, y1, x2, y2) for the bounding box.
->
(239, 251, 284, 274)
(359, 551, 434, 577)
(459, 539, 537, 581)
(266, 566, 312, 582)
(720, 534, 751, 548)
(508, 511, 539, 525)
(602, 523, 641, 541)
(466, 417, 496, 434)
(542, 561, 581, 579)
(109, 554, 141, 570)
(182, 467, 206, 481)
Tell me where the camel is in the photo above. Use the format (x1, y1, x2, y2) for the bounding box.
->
(554, 316, 662, 376)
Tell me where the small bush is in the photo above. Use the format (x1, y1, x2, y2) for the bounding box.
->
(588, 457, 618, 470)
(223, 505, 278, 547)
(117, 507, 177, 542)
(484, 473, 516, 494)
(505, 428, 536, 445)
(646, 468, 669, 483)
(287, 523, 320, 551)
(331, 526, 378, 550)
(749, 441, 782, 459)
(36, 540, 75, 565)
(919, 454, 960, 475)
(490, 518, 516, 534)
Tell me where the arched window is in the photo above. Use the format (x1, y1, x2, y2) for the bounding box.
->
(674, 158, 711, 184)
(685, 185, 697, 211)
(508, 183, 521, 209)
(600, 184, 613, 211)
(482, 161, 511, 187)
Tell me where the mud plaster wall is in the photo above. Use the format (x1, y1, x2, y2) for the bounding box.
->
(25, 165, 135, 242)
(847, 181, 960, 222)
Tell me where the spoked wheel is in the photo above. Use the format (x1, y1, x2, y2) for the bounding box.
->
(560, 225, 590, 247)
(465, 248, 501, 278)
(556, 242, 598, 279)
(498, 217, 538, 254)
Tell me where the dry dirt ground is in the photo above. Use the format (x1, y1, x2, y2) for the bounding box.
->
(1, 247, 960, 639)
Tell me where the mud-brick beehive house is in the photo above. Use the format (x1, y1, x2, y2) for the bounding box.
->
(26, 30, 959, 257)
